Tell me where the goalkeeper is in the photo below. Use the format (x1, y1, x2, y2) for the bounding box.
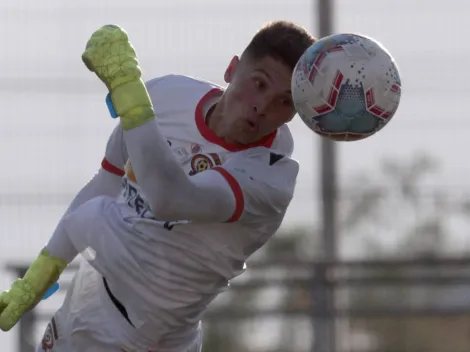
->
(0, 23, 314, 351)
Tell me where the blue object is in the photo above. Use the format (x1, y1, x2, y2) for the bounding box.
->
(106, 93, 118, 118)
(42, 282, 60, 300)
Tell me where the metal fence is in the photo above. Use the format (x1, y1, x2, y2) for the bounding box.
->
(8, 256, 470, 352)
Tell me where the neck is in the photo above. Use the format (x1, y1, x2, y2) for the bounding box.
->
(205, 102, 222, 134)
(206, 100, 242, 147)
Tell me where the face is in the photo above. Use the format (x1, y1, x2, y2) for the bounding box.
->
(214, 55, 295, 146)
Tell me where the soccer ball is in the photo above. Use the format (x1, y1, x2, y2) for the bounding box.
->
(291, 33, 402, 141)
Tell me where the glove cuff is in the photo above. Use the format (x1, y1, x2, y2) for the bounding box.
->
(110, 79, 155, 130)
(23, 248, 67, 297)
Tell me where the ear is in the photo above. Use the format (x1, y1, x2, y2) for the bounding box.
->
(224, 56, 240, 84)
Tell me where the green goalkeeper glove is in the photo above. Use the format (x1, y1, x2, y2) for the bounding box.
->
(81, 24, 155, 130)
(0, 249, 67, 331)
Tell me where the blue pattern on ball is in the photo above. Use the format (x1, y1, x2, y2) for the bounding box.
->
(312, 81, 380, 134)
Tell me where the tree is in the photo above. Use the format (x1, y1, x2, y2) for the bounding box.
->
(342, 154, 470, 352)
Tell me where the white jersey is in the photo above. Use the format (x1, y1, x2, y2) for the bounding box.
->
(94, 75, 298, 344)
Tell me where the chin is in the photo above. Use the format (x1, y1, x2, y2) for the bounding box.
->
(240, 136, 259, 146)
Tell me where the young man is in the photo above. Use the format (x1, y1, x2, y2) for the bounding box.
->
(0, 21, 315, 351)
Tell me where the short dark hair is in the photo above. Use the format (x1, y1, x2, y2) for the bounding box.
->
(241, 20, 316, 71)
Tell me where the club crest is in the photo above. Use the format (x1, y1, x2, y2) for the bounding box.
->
(189, 153, 222, 175)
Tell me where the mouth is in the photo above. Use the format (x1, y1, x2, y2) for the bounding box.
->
(242, 120, 258, 133)
(246, 120, 256, 128)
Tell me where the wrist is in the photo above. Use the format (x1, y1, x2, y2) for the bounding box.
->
(120, 105, 155, 131)
(110, 79, 155, 130)
(23, 248, 67, 296)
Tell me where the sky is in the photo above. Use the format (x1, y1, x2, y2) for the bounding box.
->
(0, 0, 467, 349)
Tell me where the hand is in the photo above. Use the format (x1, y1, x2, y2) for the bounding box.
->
(0, 279, 38, 331)
(0, 249, 66, 331)
(81, 24, 141, 91)
(81, 24, 154, 130)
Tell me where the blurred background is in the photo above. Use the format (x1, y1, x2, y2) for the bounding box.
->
(1, 0, 469, 351)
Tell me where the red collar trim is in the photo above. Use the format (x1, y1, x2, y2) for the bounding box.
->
(195, 88, 277, 152)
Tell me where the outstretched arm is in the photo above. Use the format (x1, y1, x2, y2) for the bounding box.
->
(124, 121, 238, 222)
(125, 120, 298, 224)
(79, 24, 239, 222)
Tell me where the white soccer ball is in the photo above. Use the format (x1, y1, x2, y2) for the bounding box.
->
(291, 33, 402, 141)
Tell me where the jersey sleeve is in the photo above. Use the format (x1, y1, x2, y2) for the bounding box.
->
(46, 126, 128, 262)
(211, 148, 299, 224)
(100, 76, 173, 177)
(101, 124, 128, 177)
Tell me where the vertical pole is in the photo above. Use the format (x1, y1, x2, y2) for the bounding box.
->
(318, 0, 337, 264)
(312, 0, 337, 351)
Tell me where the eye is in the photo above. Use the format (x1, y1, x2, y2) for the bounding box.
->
(280, 98, 293, 107)
(254, 78, 266, 90)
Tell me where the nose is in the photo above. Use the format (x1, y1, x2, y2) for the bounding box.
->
(252, 99, 269, 115)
